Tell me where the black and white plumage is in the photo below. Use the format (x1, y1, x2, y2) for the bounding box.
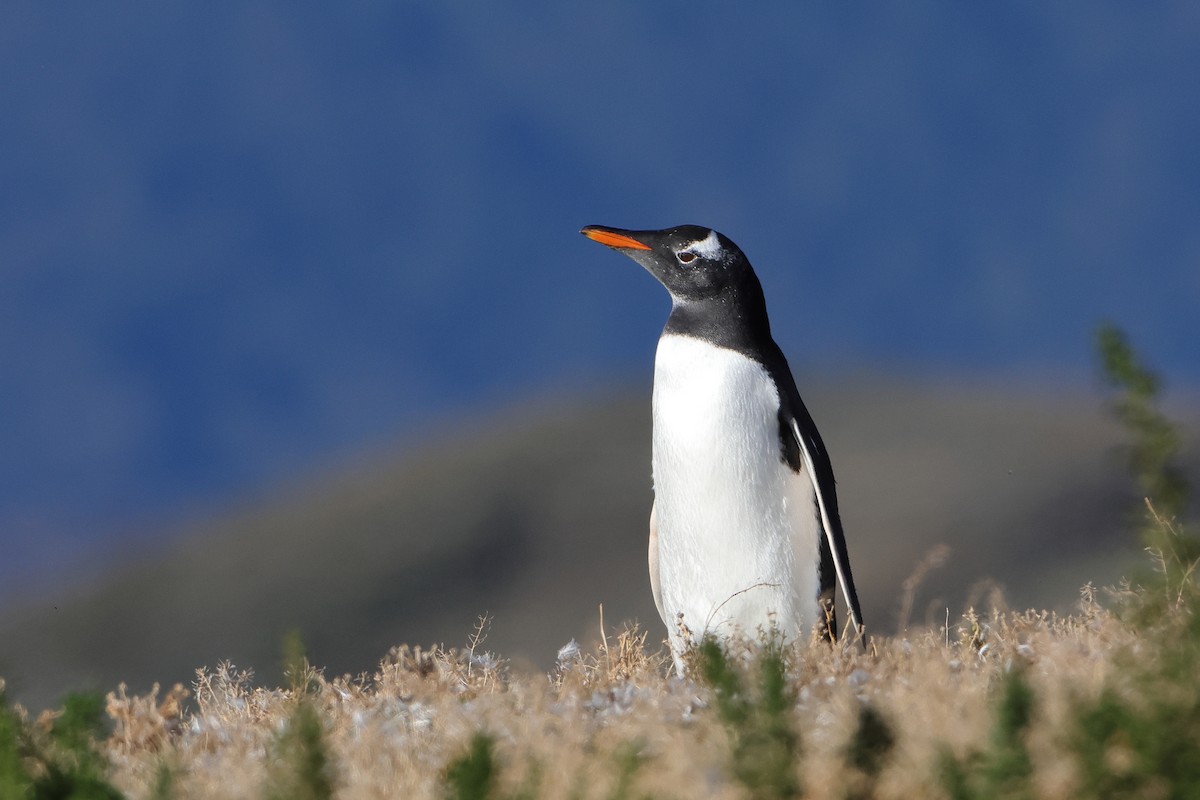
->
(581, 224, 864, 665)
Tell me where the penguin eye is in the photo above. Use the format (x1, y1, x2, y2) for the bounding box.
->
(677, 251, 697, 264)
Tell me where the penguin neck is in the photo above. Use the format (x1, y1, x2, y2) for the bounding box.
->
(662, 273, 774, 358)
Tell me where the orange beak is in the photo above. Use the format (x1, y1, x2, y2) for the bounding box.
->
(580, 226, 652, 251)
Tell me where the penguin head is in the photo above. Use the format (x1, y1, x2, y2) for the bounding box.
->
(581, 224, 749, 302)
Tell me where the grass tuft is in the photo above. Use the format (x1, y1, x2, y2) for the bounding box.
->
(0, 687, 33, 799)
(444, 732, 499, 800)
(605, 740, 648, 800)
(0, 689, 126, 799)
(843, 703, 895, 799)
(264, 634, 336, 800)
(266, 700, 335, 800)
(938, 667, 1035, 800)
(148, 759, 177, 800)
(698, 633, 801, 800)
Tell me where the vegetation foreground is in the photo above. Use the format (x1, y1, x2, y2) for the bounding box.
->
(1, 576, 1197, 800)
(2, 326, 1197, 799)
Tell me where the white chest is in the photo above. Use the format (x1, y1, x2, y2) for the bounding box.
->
(652, 335, 782, 481)
(650, 334, 820, 643)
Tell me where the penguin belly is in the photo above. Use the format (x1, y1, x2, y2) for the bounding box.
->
(651, 334, 821, 656)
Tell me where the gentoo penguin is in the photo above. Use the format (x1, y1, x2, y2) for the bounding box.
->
(580, 224, 864, 665)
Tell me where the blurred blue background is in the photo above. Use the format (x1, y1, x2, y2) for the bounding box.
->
(2, 2, 1198, 599)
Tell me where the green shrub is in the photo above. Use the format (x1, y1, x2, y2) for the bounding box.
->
(1096, 323, 1189, 521)
(1063, 324, 1200, 798)
(1096, 322, 1199, 621)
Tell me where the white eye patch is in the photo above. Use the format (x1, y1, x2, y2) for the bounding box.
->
(689, 229, 723, 260)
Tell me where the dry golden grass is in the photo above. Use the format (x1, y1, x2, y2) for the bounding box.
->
(89, 588, 1147, 800)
